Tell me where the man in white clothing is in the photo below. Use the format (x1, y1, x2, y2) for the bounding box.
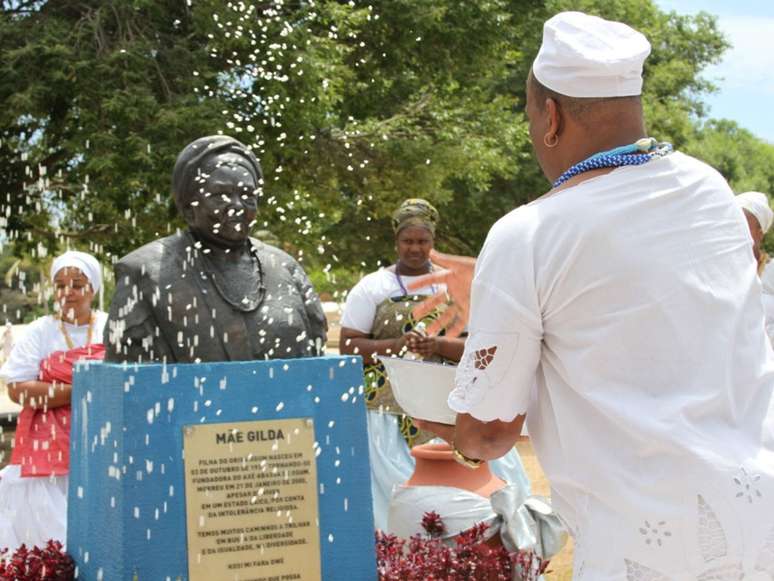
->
(413, 11, 774, 580)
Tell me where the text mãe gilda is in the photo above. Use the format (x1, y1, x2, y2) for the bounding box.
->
(215, 429, 285, 444)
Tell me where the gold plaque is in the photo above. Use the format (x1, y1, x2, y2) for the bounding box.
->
(183, 418, 322, 581)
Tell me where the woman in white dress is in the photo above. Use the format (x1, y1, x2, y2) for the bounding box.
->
(339, 198, 531, 531)
(0, 251, 107, 550)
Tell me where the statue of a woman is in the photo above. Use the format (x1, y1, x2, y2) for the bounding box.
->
(105, 135, 326, 363)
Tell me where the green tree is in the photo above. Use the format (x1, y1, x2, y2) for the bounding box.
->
(0, 0, 767, 296)
(0, 0, 531, 268)
(684, 119, 774, 254)
(685, 120, 774, 193)
(0, 0, 225, 261)
(441, 0, 730, 256)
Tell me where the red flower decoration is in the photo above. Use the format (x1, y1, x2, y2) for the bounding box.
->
(0, 540, 75, 581)
(376, 512, 548, 580)
(421, 511, 446, 538)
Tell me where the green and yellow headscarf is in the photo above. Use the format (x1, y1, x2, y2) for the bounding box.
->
(391, 198, 439, 236)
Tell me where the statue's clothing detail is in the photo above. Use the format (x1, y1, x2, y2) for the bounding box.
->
(105, 232, 326, 363)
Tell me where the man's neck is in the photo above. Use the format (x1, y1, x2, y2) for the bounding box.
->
(565, 129, 648, 171)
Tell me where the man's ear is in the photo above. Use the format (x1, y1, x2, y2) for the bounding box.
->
(545, 97, 563, 138)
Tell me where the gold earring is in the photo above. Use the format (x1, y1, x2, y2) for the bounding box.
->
(544, 134, 559, 148)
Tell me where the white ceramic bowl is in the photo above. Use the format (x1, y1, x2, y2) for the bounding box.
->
(378, 357, 457, 425)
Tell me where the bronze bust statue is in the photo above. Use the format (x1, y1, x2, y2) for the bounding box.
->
(105, 135, 327, 363)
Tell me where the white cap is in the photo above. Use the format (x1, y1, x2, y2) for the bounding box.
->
(533, 11, 651, 98)
(736, 191, 773, 234)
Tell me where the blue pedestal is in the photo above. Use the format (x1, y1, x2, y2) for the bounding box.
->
(67, 356, 376, 581)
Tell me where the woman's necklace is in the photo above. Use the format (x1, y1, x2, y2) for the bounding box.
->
(58, 313, 95, 350)
(552, 137, 673, 189)
(394, 262, 437, 295)
(195, 236, 267, 313)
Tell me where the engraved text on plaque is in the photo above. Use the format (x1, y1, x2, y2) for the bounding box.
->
(183, 418, 321, 581)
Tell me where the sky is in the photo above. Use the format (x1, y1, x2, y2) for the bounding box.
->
(654, 0, 774, 143)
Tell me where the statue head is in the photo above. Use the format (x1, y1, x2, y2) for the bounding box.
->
(172, 135, 263, 248)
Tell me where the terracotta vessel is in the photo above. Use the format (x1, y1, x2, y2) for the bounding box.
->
(407, 442, 506, 497)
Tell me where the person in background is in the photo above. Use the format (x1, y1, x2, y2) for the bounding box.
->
(737, 191, 774, 346)
(411, 11, 774, 578)
(0, 251, 107, 549)
(338, 198, 530, 531)
(736, 191, 773, 274)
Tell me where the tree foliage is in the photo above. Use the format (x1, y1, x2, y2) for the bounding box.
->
(683, 119, 774, 255)
(0, 0, 768, 307)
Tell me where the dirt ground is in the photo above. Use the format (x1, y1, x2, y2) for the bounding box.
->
(516, 440, 574, 580)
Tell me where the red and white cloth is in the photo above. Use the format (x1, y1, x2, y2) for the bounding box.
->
(11, 344, 105, 477)
(0, 315, 105, 550)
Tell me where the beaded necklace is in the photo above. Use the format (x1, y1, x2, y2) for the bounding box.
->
(394, 262, 437, 296)
(552, 137, 673, 189)
(58, 313, 96, 350)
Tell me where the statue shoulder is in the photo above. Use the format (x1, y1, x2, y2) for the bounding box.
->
(251, 238, 298, 266)
(115, 234, 186, 279)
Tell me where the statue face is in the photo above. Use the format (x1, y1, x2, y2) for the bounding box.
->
(185, 162, 258, 247)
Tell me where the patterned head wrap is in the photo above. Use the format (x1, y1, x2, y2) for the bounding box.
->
(391, 198, 439, 236)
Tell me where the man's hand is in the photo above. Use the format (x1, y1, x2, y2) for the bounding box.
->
(408, 249, 475, 338)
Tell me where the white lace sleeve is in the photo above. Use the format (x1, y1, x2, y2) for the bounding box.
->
(448, 215, 542, 422)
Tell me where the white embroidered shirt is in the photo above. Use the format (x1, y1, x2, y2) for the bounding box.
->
(449, 152, 774, 578)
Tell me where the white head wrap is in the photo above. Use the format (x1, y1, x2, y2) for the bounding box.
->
(50, 251, 102, 293)
(533, 11, 651, 98)
(736, 191, 773, 234)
